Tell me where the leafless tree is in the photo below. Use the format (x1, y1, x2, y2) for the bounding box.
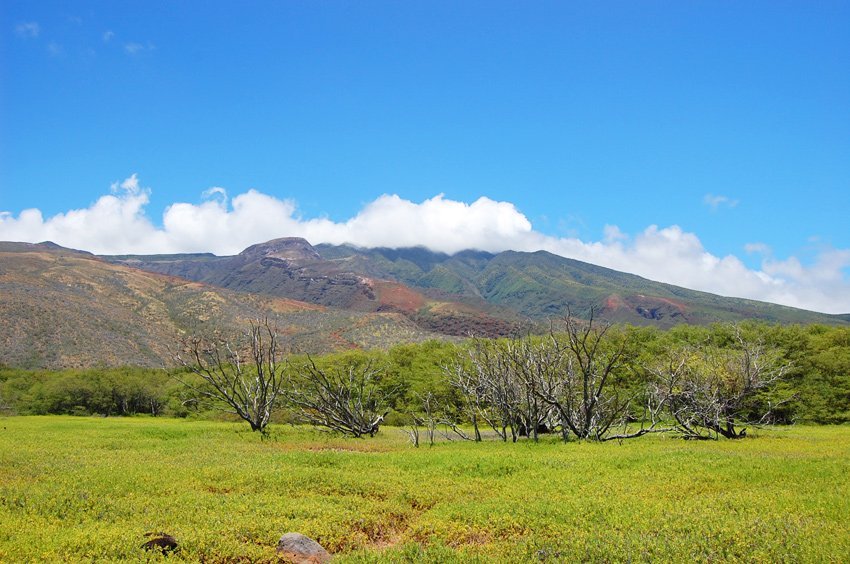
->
(443, 358, 484, 441)
(505, 331, 571, 442)
(417, 390, 478, 445)
(174, 319, 286, 433)
(649, 326, 791, 439)
(412, 391, 439, 447)
(406, 391, 462, 447)
(444, 310, 665, 442)
(525, 310, 667, 441)
(452, 337, 526, 442)
(286, 356, 390, 437)
(502, 337, 558, 441)
(526, 309, 666, 441)
(405, 418, 421, 447)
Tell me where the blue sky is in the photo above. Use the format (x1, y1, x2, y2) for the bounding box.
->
(2, 1, 850, 313)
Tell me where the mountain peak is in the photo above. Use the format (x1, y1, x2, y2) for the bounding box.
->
(239, 237, 321, 262)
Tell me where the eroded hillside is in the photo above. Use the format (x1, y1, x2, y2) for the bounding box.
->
(0, 242, 441, 368)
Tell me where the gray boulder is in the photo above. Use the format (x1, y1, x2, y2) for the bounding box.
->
(276, 532, 332, 563)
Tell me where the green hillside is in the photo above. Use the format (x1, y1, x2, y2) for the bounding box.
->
(99, 238, 850, 330)
(316, 244, 848, 327)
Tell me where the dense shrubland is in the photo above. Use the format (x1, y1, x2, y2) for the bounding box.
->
(2, 322, 848, 431)
(0, 366, 183, 417)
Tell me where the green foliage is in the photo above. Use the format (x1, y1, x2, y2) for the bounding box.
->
(384, 341, 459, 411)
(635, 323, 850, 424)
(3, 323, 849, 425)
(787, 326, 850, 423)
(0, 366, 177, 417)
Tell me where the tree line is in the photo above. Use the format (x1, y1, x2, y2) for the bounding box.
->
(0, 367, 182, 417)
(2, 318, 848, 437)
(407, 312, 791, 444)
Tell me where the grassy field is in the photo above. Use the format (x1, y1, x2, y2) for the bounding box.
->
(1, 417, 849, 562)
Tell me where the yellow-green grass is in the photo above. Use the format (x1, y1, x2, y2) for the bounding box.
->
(1, 417, 848, 562)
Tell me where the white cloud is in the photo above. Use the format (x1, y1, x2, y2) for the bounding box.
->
(318, 194, 534, 253)
(15, 22, 40, 38)
(745, 242, 771, 255)
(124, 41, 155, 55)
(46, 41, 63, 57)
(1, 175, 168, 254)
(103, 30, 115, 43)
(201, 186, 228, 203)
(603, 225, 627, 243)
(703, 193, 739, 211)
(2, 175, 849, 314)
(112, 173, 142, 194)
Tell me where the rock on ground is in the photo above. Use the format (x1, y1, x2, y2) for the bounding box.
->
(141, 532, 178, 554)
(276, 532, 332, 563)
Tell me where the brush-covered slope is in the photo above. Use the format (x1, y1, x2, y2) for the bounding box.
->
(0, 242, 441, 369)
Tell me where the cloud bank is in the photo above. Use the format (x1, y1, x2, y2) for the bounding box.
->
(2, 175, 849, 314)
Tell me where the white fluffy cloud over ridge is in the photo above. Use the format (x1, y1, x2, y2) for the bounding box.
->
(2, 175, 849, 314)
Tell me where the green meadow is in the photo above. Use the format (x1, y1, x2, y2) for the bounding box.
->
(1, 417, 849, 562)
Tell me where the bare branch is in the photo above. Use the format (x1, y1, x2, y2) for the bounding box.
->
(173, 318, 286, 432)
(285, 356, 391, 437)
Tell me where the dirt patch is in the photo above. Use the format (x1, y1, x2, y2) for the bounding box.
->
(373, 281, 428, 313)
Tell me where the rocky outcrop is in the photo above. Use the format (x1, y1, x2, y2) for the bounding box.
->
(240, 237, 322, 262)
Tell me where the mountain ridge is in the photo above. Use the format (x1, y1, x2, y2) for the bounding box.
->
(4, 237, 848, 369)
(105, 237, 849, 327)
(0, 241, 444, 368)
(313, 242, 849, 324)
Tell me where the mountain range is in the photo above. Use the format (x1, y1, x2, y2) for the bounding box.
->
(0, 241, 436, 369)
(107, 237, 849, 327)
(2, 237, 847, 368)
